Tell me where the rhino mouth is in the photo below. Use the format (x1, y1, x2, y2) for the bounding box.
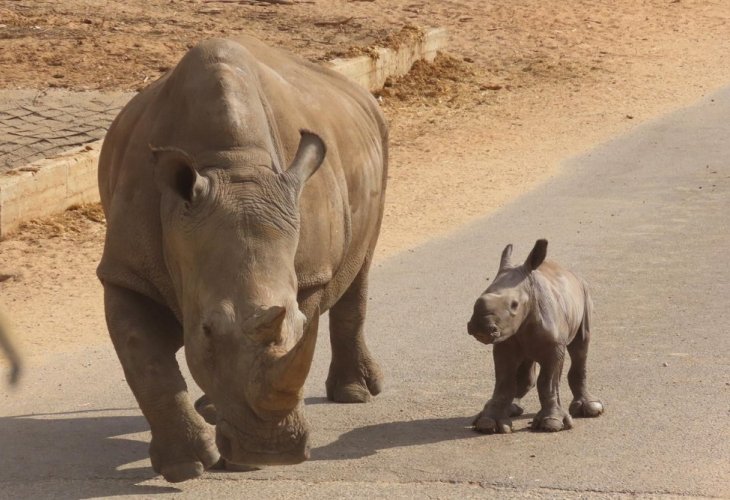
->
(467, 319, 501, 345)
(216, 418, 310, 467)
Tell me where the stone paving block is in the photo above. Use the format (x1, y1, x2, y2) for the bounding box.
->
(0, 89, 133, 172)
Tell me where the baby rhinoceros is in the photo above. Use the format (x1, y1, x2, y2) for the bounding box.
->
(467, 239, 603, 433)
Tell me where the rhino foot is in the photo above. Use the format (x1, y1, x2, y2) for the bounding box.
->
(569, 397, 604, 418)
(472, 411, 513, 434)
(326, 381, 372, 403)
(531, 407, 574, 432)
(326, 358, 383, 403)
(150, 423, 220, 482)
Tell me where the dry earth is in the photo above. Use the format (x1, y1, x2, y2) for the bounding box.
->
(2, 0, 730, 361)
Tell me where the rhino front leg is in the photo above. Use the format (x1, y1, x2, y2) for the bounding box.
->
(104, 284, 220, 482)
(473, 340, 523, 434)
(567, 330, 604, 418)
(532, 346, 574, 432)
(326, 257, 383, 403)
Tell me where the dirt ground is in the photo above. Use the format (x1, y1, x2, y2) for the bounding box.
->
(2, 0, 730, 361)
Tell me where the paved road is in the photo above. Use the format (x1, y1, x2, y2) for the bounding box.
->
(1, 86, 729, 498)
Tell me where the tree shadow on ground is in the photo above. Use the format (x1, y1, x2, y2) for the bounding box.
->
(0, 409, 179, 499)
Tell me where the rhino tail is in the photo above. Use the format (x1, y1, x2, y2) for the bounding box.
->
(580, 280, 593, 342)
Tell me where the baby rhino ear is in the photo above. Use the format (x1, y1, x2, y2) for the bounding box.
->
(524, 239, 548, 271)
(498, 244, 513, 272)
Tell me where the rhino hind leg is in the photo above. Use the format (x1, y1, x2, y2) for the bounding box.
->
(326, 257, 383, 403)
(567, 327, 604, 418)
(104, 284, 220, 482)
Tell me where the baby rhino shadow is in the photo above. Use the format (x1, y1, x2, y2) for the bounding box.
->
(312, 416, 481, 461)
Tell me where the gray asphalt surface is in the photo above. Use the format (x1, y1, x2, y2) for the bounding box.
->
(1, 86, 729, 498)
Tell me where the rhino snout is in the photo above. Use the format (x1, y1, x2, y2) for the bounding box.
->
(215, 416, 310, 467)
(467, 318, 500, 345)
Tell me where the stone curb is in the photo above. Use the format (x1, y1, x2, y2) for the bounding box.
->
(0, 27, 448, 238)
(326, 27, 448, 91)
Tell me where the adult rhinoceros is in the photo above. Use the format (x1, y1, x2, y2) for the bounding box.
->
(97, 36, 387, 482)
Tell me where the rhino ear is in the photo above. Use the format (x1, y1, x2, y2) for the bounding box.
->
(151, 145, 209, 204)
(499, 244, 513, 272)
(285, 130, 326, 192)
(524, 239, 548, 271)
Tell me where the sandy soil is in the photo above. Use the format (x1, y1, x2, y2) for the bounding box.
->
(2, 0, 730, 361)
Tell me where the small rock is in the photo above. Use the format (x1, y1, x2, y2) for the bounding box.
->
(662, 362, 669, 367)
(626, 114, 634, 119)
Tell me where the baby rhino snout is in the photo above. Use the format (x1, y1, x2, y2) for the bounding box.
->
(467, 316, 501, 345)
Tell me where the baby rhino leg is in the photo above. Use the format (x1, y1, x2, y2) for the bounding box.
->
(567, 330, 604, 418)
(510, 360, 537, 417)
(473, 340, 523, 434)
(532, 346, 574, 432)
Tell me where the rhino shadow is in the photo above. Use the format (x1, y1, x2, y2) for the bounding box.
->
(0, 409, 179, 499)
(311, 416, 483, 461)
(312, 412, 540, 461)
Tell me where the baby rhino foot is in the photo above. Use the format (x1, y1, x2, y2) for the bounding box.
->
(509, 400, 526, 417)
(326, 356, 383, 403)
(472, 410, 513, 434)
(569, 397, 604, 418)
(531, 407, 574, 432)
(150, 422, 220, 482)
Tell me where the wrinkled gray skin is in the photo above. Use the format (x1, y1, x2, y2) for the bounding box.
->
(0, 307, 21, 385)
(467, 239, 603, 433)
(97, 36, 387, 482)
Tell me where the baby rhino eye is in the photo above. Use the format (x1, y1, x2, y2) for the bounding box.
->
(510, 300, 519, 311)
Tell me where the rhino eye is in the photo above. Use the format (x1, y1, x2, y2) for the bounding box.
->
(202, 323, 213, 338)
(510, 300, 519, 310)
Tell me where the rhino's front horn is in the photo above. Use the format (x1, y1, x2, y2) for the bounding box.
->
(268, 308, 320, 402)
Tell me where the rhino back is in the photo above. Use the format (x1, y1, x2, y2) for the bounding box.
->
(98, 37, 387, 313)
(531, 261, 589, 342)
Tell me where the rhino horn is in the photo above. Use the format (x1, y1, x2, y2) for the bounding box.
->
(268, 307, 320, 399)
